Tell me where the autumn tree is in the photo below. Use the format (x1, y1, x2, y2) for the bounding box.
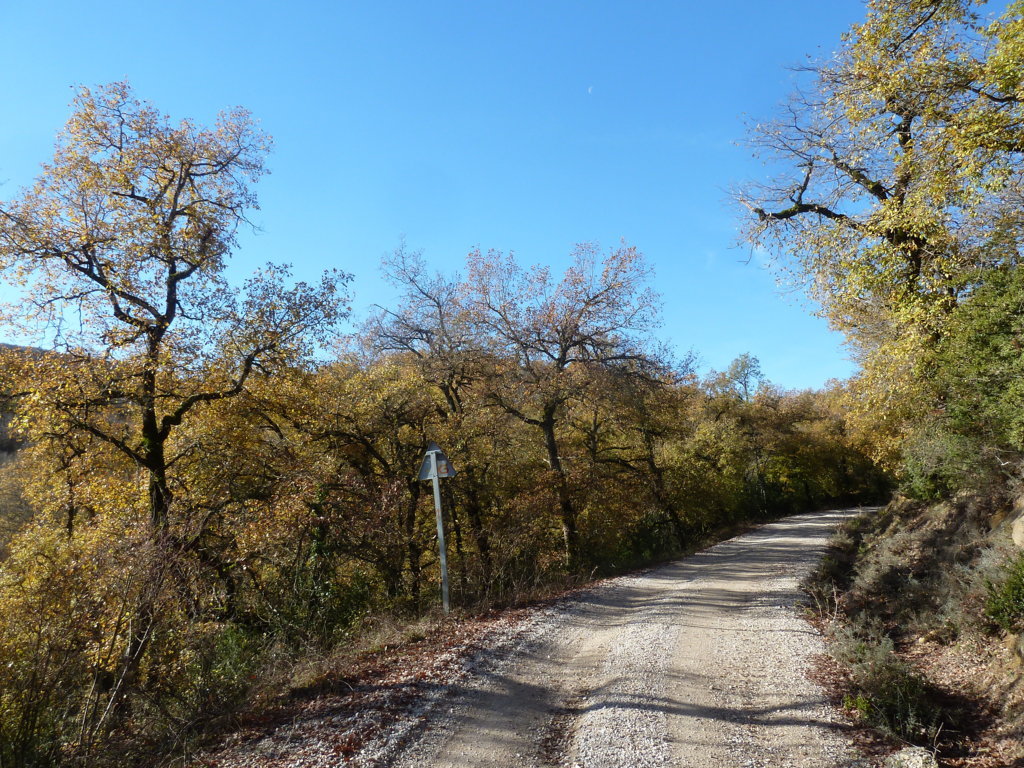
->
(0, 82, 348, 752)
(735, 0, 1024, 469)
(1, 81, 346, 532)
(261, 357, 439, 608)
(365, 244, 509, 588)
(463, 243, 663, 565)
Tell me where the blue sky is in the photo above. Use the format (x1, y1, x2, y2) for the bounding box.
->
(0, 1, 870, 389)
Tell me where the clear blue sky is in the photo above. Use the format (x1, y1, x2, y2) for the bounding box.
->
(0, 1, 870, 389)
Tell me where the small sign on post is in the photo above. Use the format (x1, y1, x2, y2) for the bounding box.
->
(416, 441, 456, 613)
(417, 442, 456, 481)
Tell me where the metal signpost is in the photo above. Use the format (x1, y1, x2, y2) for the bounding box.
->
(417, 442, 456, 613)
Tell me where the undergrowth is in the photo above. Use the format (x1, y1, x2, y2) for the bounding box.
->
(830, 621, 944, 744)
(803, 502, 998, 754)
(985, 551, 1024, 633)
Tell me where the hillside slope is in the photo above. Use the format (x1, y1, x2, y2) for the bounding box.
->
(808, 495, 1024, 766)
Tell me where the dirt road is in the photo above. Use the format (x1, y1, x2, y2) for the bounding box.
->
(390, 510, 861, 768)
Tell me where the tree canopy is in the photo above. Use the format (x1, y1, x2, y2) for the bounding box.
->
(0, 79, 888, 767)
(736, 0, 1024, 473)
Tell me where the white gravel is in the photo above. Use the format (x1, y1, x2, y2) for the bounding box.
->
(203, 509, 872, 768)
(388, 509, 868, 768)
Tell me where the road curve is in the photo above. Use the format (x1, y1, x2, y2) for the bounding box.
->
(390, 510, 862, 768)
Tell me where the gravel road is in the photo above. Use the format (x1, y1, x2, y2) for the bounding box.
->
(386, 509, 863, 768)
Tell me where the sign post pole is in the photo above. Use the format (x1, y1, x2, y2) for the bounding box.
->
(418, 443, 455, 613)
(429, 450, 450, 614)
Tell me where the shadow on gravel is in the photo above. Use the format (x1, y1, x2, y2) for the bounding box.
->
(540, 513, 848, 632)
(424, 658, 860, 762)
(200, 512, 861, 766)
(387, 512, 863, 762)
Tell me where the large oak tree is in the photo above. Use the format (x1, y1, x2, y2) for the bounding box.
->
(0, 82, 348, 741)
(735, 0, 1024, 465)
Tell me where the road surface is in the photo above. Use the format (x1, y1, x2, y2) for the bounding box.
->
(390, 509, 861, 768)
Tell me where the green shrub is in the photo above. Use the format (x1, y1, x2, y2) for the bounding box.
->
(831, 623, 943, 744)
(187, 623, 264, 714)
(900, 427, 995, 501)
(985, 552, 1024, 632)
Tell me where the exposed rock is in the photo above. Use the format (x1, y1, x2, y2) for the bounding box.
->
(882, 746, 938, 768)
(1012, 511, 1024, 548)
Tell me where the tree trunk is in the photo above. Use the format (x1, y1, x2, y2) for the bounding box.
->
(141, 389, 171, 535)
(643, 431, 687, 547)
(405, 481, 422, 609)
(462, 478, 493, 585)
(541, 414, 578, 568)
(444, 483, 468, 599)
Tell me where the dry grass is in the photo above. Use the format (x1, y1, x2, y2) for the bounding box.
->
(802, 495, 1024, 765)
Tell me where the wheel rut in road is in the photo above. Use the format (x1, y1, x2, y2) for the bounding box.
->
(390, 509, 862, 768)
